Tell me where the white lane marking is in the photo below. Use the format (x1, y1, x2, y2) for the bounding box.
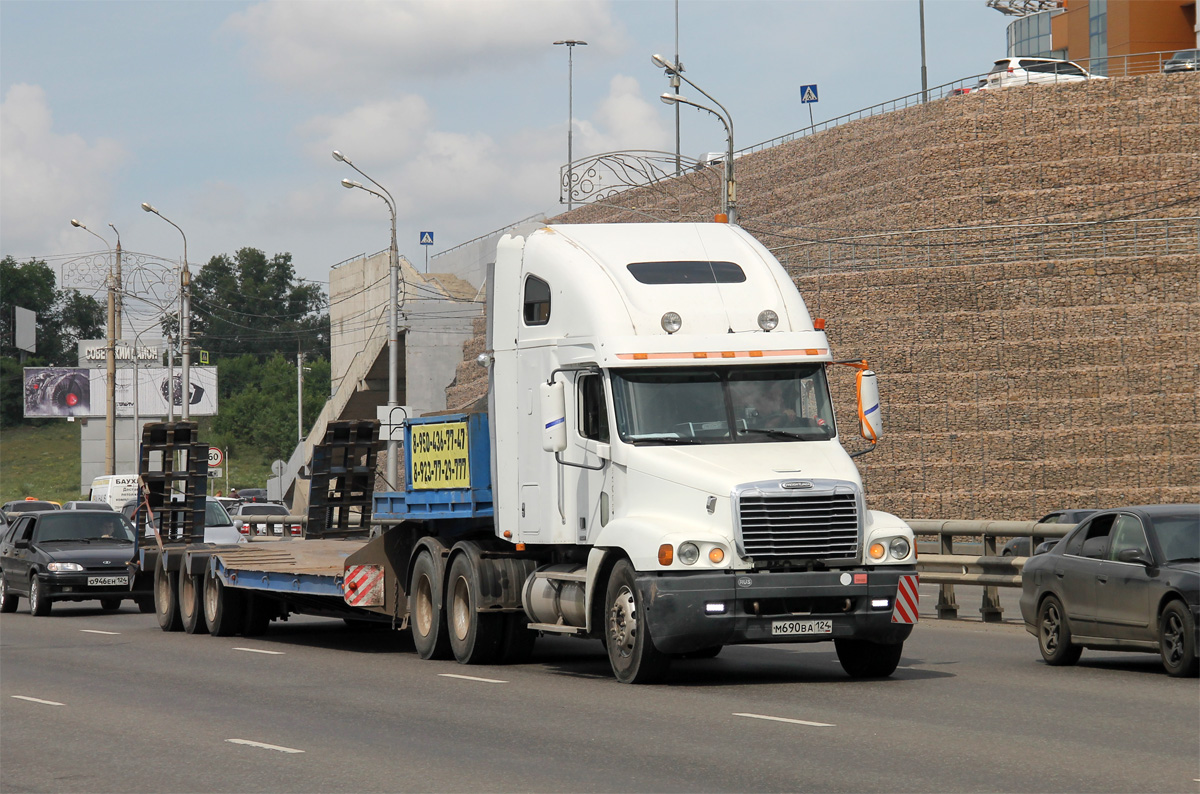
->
(226, 738, 304, 754)
(11, 695, 65, 707)
(734, 712, 835, 728)
(438, 673, 508, 684)
(232, 647, 285, 655)
(80, 629, 121, 635)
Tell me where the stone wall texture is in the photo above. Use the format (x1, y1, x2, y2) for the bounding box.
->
(452, 75, 1200, 520)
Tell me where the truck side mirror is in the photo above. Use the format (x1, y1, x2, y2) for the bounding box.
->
(540, 381, 567, 453)
(857, 370, 883, 442)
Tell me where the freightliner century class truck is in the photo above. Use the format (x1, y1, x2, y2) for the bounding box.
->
(142, 222, 919, 684)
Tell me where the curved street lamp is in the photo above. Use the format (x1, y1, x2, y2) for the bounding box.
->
(334, 150, 401, 488)
(141, 202, 191, 421)
(653, 54, 737, 223)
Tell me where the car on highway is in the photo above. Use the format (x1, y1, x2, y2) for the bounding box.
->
(0, 509, 152, 615)
(984, 57, 1104, 89)
(233, 502, 299, 536)
(1002, 509, 1099, 556)
(234, 488, 269, 503)
(2, 499, 61, 515)
(120, 497, 245, 545)
(1163, 49, 1199, 73)
(63, 500, 114, 511)
(1019, 504, 1199, 677)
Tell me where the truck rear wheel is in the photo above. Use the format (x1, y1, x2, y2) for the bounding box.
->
(447, 554, 503, 664)
(203, 568, 244, 637)
(409, 551, 452, 660)
(835, 638, 903, 678)
(604, 560, 670, 684)
(178, 570, 209, 635)
(154, 556, 182, 632)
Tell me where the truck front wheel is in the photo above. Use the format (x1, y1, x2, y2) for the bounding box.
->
(835, 638, 903, 678)
(409, 551, 452, 660)
(447, 554, 503, 664)
(604, 560, 670, 684)
(154, 556, 182, 632)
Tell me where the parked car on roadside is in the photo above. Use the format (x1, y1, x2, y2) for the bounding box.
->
(233, 503, 299, 536)
(1163, 49, 1199, 73)
(1019, 504, 1199, 677)
(63, 500, 114, 511)
(1002, 509, 1099, 556)
(984, 57, 1104, 89)
(0, 510, 152, 615)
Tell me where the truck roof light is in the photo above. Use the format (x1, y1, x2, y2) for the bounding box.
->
(661, 312, 682, 334)
(714, 213, 728, 223)
(757, 309, 779, 332)
(658, 544, 674, 565)
(814, 318, 826, 330)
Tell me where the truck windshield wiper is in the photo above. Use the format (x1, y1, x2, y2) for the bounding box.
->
(628, 435, 705, 445)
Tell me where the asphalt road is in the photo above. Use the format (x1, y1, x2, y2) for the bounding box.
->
(1, 590, 1197, 794)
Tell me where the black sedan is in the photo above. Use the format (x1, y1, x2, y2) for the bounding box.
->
(0, 510, 152, 615)
(1002, 509, 1099, 556)
(1019, 504, 1199, 677)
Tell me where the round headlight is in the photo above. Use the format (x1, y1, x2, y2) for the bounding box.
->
(757, 309, 779, 332)
(889, 537, 911, 560)
(661, 312, 682, 334)
(678, 542, 700, 565)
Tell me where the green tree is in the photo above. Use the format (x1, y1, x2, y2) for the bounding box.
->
(190, 248, 328, 361)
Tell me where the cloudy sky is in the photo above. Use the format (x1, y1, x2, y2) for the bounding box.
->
(1, 0, 1009, 290)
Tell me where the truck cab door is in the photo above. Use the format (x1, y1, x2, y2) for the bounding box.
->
(564, 372, 613, 543)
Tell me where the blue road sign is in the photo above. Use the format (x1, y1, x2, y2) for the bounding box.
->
(800, 84, 819, 103)
(419, 231, 434, 246)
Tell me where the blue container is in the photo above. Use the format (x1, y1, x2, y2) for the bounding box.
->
(373, 413, 493, 520)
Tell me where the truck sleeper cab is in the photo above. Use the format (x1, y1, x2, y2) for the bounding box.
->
(416, 222, 918, 683)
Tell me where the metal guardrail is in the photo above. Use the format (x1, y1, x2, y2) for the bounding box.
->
(910, 519, 1078, 622)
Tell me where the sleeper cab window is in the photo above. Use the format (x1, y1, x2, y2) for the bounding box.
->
(524, 275, 551, 326)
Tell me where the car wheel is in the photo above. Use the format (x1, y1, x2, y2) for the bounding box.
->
(0, 574, 18, 613)
(28, 575, 51, 616)
(99, 597, 122, 612)
(1159, 600, 1199, 678)
(604, 559, 670, 684)
(1037, 595, 1082, 666)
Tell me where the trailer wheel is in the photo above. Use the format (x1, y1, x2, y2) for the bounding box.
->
(203, 568, 244, 637)
(154, 555, 182, 632)
(409, 551, 452, 660)
(498, 613, 537, 664)
(604, 560, 670, 684)
(446, 554, 503, 665)
(835, 638, 904, 678)
(178, 571, 209, 635)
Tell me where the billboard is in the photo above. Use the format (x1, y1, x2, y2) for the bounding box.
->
(24, 367, 218, 418)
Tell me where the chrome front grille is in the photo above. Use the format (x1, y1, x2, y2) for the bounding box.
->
(734, 480, 861, 561)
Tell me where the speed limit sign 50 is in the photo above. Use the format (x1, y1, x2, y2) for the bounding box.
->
(208, 447, 224, 468)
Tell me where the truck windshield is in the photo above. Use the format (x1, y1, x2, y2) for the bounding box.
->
(611, 365, 836, 444)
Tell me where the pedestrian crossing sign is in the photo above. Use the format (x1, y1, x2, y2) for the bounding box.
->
(420, 231, 434, 246)
(800, 84, 819, 103)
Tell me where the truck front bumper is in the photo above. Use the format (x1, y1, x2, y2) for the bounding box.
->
(633, 567, 917, 655)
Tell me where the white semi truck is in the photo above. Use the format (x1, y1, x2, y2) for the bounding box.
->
(146, 222, 919, 684)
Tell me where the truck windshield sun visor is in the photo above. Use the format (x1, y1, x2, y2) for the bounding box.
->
(626, 260, 746, 284)
(611, 364, 836, 445)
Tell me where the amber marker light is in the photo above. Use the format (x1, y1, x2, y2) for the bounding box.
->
(869, 542, 886, 560)
(709, 547, 725, 564)
(658, 544, 674, 565)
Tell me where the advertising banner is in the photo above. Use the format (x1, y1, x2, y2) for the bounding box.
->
(409, 420, 470, 489)
(23, 367, 219, 418)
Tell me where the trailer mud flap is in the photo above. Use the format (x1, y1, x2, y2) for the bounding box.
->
(344, 564, 385, 607)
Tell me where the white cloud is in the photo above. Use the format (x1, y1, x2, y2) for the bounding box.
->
(224, 0, 626, 92)
(0, 84, 128, 257)
(576, 74, 670, 153)
(299, 95, 433, 165)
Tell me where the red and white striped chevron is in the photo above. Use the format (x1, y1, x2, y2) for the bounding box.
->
(343, 564, 385, 607)
(891, 574, 919, 624)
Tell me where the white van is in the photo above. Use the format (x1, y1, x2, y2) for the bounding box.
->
(89, 475, 140, 510)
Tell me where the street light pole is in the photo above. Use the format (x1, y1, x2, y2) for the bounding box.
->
(333, 150, 401, 488)
(71, 219, 116, 474)
(919, 0, 929, 103)
(141, 202, 191, 421)
(554, 39, 587, 210)
(653, 55, 736, 224)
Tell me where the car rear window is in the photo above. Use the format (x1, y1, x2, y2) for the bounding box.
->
(240, 505, 287, 515)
